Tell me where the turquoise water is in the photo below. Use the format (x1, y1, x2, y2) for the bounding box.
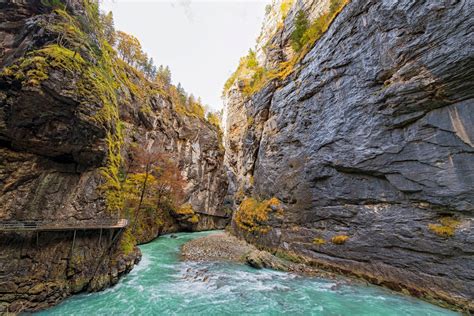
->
(40, 231, 458, 315)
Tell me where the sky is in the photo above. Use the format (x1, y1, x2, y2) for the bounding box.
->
(100, 0, 270, 112)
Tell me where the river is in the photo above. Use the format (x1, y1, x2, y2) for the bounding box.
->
(40, 231, 458, 315)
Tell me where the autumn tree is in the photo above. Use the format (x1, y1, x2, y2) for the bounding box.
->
(153, 154, 186, 207)
(187, 93, 196, 107)
(186, 94, 205, 118)
(116, 31, 142, 65)
(126, 145, 158, 232)
(124, 145, 186, 233)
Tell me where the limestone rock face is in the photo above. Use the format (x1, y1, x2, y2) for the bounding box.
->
(224, 0, 474, 310)
(0, 1, 227, 312)
(123, 93, 229, 232)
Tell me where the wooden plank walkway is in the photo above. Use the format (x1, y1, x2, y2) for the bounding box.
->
(0, 219, 128, 232)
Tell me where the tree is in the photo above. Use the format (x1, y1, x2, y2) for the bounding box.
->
(134, 50, 145, 71)
(291, 10, 309, 52)
(164, 66, 171, 84)
(101, 11, 116, 46)
(125, 145, 186, 233)
(150, 64, 157, 80)
(116, 31, 143, 66)
(187, 94, 196, 107)
(155, 65, 172, 88)
(152, 154, 186, 207)
(145, 57, 156, 79)
(127, 145, 159, 232)
(176, 82, 187, 105)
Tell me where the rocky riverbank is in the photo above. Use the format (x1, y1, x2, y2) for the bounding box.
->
(181, 231, 342, 278)
(181, 231, 469, 313)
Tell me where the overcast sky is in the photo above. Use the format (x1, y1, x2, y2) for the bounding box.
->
(100, 0, 270, 112)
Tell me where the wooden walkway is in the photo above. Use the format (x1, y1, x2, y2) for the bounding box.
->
(0, 219, 128, 232)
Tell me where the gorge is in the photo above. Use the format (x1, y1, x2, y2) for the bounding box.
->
(0, 0, 473, 314)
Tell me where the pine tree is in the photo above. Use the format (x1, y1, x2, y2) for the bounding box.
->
(291, 10, 309, 52)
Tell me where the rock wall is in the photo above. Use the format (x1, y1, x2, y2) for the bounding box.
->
(0, 0, 227, 312)
(123, 88, 229, 243)
(224, 0, 473, 311)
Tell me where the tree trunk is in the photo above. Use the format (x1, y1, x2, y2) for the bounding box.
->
(132, 162, 150, 233)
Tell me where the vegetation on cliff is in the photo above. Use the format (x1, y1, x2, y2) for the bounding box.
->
(234, 197, 283, 234)
(120, 146, 190, 249)
(0, 0, 223, 254)
(331, 235, 349, 244)
(428, 217, 460, 238)
(223, 0, 349, 97)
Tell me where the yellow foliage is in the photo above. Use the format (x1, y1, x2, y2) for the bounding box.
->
(313, 238, 326, 245)
(331, 235, 349, 244)
(207, 112, 221, 128)
(247, 116, 254, 126)
(234, 197, 283, 234)
(280, 0, 294, 18)
(189, 215, 200, 224)
(176, 203, 195, 215)
(428, 217, 460, 237)
(175, 204, 200, 225)
(173, 96, 206, 120)
(119, 230, 136, 255)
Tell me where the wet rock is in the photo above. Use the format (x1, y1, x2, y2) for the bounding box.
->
(245, 250, 290, 272)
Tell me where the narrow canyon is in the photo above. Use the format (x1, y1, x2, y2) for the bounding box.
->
(0, 0, 472, 314)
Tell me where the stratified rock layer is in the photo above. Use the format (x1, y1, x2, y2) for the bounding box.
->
(224, 0, 473, 310)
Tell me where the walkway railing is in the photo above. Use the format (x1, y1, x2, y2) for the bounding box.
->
(0, 219, 128, 232)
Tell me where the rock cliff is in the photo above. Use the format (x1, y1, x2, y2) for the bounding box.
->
(224, 0, 473, 311)
(0, 0, 227, 312)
